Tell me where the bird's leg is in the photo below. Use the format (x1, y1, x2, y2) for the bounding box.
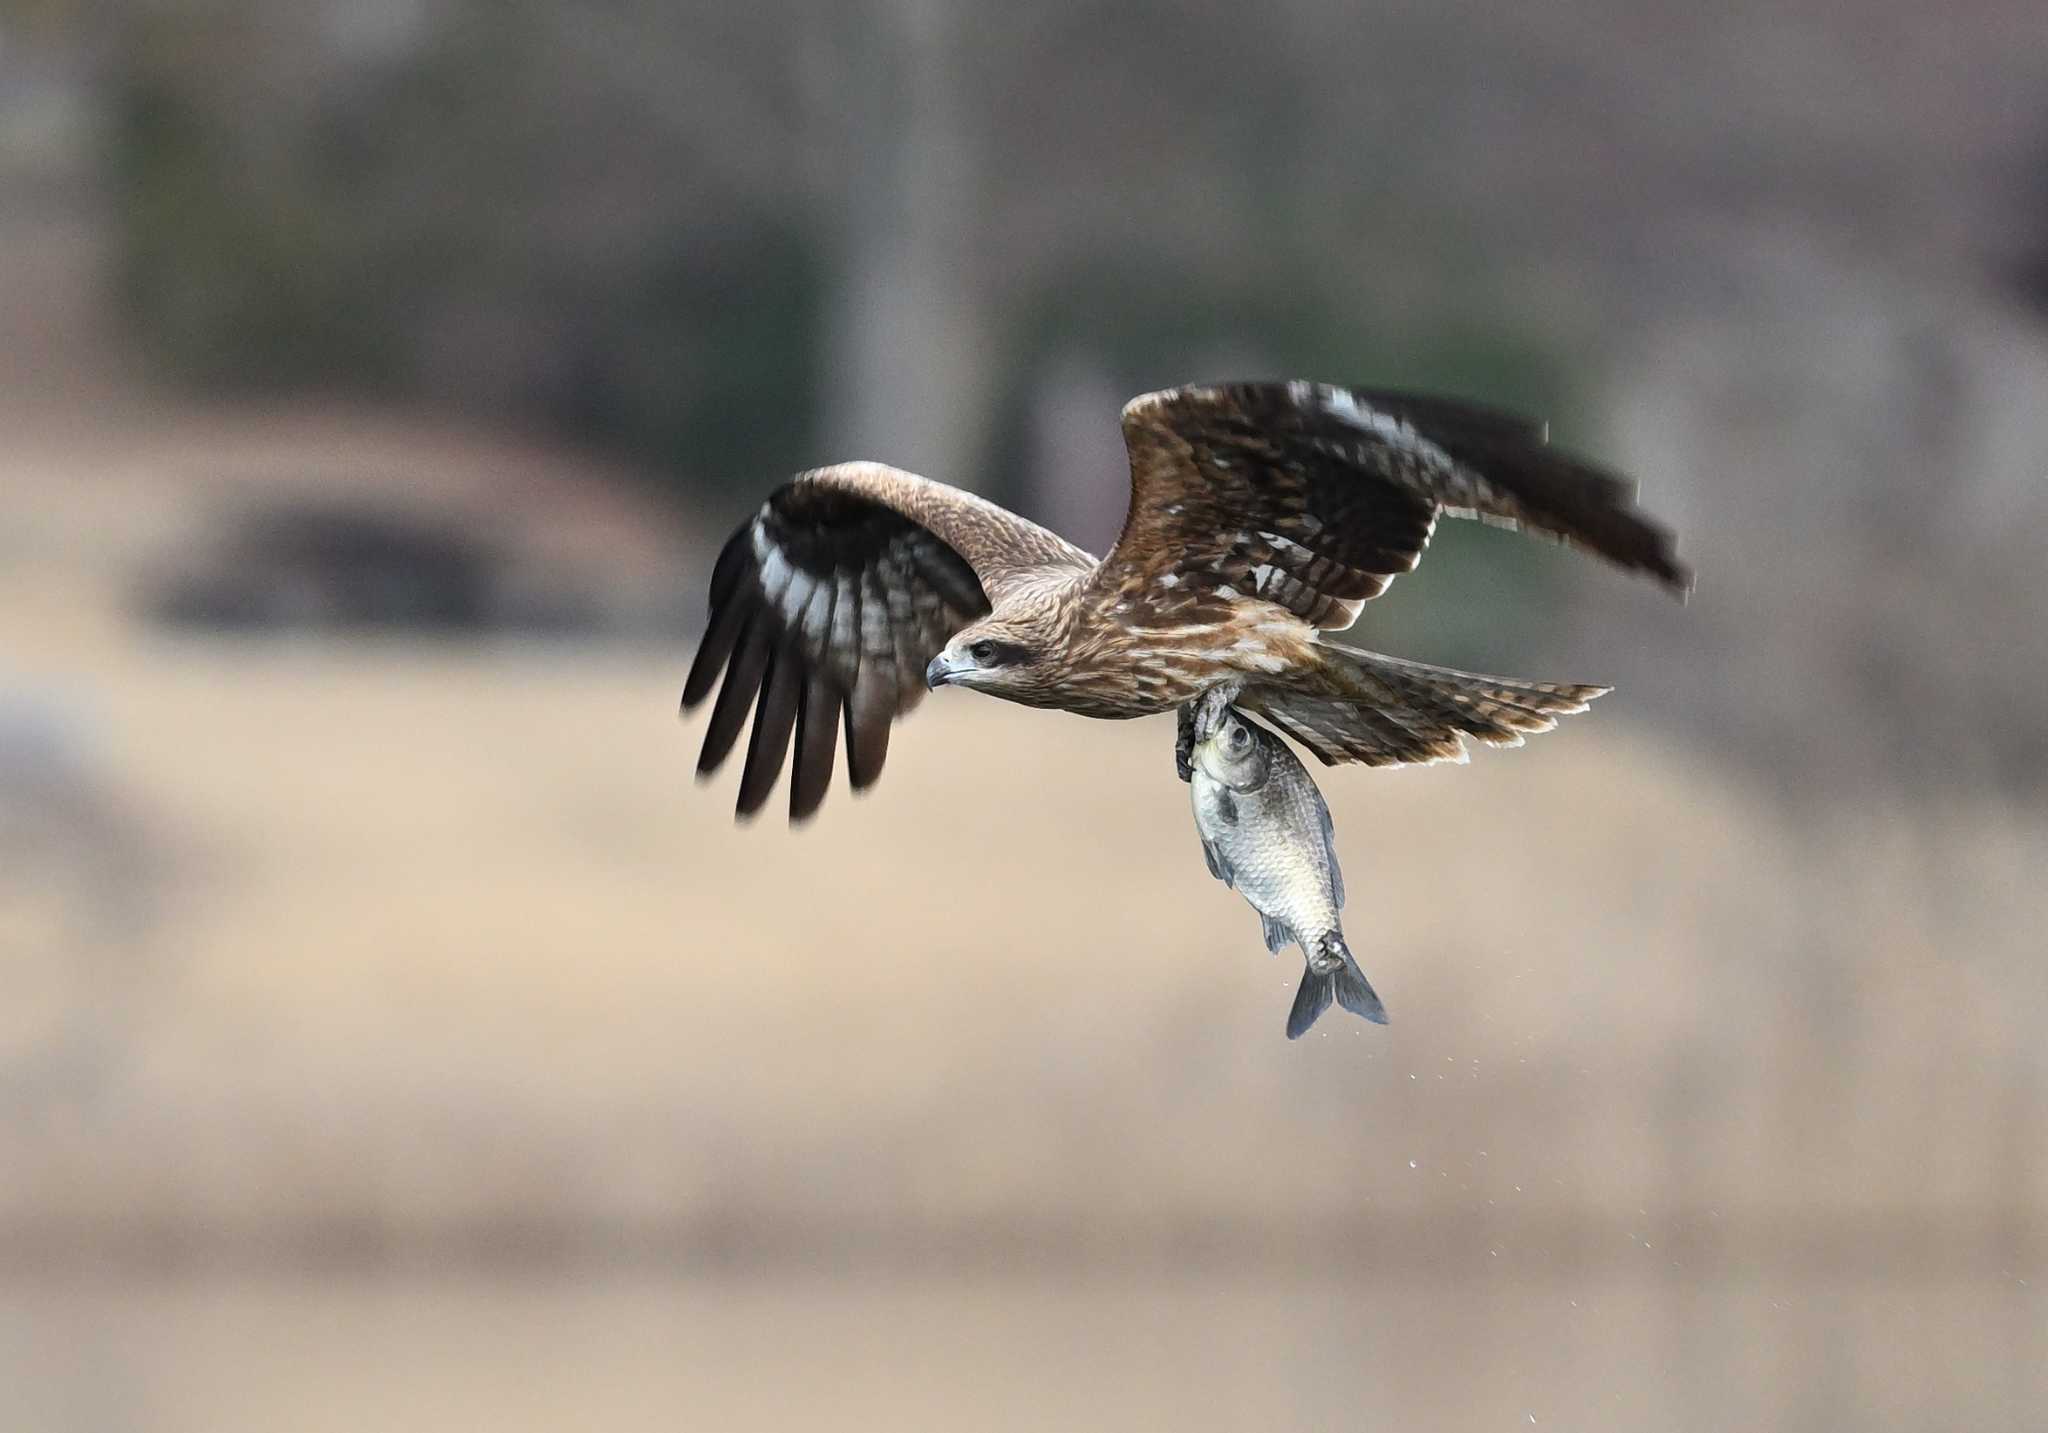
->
(1177, 682, 1247, 781)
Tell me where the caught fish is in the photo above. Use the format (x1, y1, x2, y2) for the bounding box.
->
(1186, 687, 1388, 1037)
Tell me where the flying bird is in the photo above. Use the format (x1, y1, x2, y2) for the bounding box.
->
(682, 380, 1690, 821)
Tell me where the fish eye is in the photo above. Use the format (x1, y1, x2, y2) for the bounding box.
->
(969, 640, 997, 664)
(1227, 724, 1252, 753)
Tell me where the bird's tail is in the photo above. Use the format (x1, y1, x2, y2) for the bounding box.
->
(1286, 934, 1388, 1039)
(1243, 645, 1608, 769)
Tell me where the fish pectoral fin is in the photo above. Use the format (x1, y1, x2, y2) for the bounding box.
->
(1259, 914, 1292, 954)
(1200, 837, 1234, 887)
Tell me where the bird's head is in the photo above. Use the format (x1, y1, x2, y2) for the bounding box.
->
(925, 611, 1060, 704)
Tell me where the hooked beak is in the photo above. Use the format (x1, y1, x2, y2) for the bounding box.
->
(925, 651, 960, 690)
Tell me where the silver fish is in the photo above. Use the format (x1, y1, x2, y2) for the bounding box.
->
(1187, 687, 1388, 1037)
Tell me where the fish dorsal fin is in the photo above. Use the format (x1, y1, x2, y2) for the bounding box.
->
(1311, 778, 1344, 909)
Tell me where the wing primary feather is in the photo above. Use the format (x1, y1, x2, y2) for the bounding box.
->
(706, 521, 754, 610)
(697, 606, 772, 776)
(681, 586, 751, 711)
(844, 676, 894, 789)
(789, 669, 839, 822)
(736, 638, 802, 817)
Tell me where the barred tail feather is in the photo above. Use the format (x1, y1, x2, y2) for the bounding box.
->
(1244, 644, 1606, 769)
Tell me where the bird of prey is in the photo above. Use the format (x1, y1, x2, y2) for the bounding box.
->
(682, 380, 1689, 821)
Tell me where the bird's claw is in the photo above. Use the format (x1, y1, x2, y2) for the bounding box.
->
(1174, 702, 1196, 783)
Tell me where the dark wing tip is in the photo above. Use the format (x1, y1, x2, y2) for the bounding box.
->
(1596, 505, 1692, 598)
(1430, 417, 1692, 599)
(1476, 415, 1695, 600)
(696, 606, 771, 777)
(735, 639, 802, 818)
(842, 685, 893, 791)
(1657, 548, 1697, 600)
(788, 671, 840, 823)
(682, 524, 762, 713)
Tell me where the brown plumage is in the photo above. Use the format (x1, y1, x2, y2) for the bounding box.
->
(683, 380, 1691, 821)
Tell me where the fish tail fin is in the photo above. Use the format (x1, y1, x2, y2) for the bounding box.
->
(1286, 934, 1387, 1039)
(1286, 966, 1335, 1040)
(1327, 934, 1388, 1025)
(1245, 647, 1607, 769)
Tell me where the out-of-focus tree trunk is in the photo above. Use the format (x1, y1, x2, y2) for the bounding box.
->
(808, 0, 993, 486)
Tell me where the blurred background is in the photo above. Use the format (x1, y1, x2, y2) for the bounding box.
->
(3, 1, 2046, 1427)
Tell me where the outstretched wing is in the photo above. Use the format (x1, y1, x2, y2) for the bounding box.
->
(681, 462, 1092, 822)
(1100, 381, 1690, 628)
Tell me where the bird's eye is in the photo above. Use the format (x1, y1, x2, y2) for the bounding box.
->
(969, 640, 997, 664)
